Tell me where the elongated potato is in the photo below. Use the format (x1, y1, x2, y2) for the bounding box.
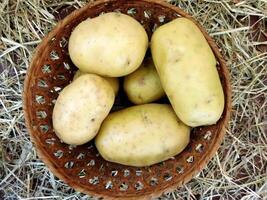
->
(151, 18, 224, 127)
(52, 74, 115, 145)
(69, 12, 148, 77)
(73, 70, 119, 95)
(95, 104, 190, 167)
(123, 58, 165, 104)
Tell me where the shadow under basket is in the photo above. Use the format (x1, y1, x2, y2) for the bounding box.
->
(23, 0, 231, 199)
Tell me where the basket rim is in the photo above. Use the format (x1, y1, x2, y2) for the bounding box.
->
(23, 0, 232, 199)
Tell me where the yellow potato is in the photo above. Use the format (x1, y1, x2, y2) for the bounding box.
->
(151, 18, 224, 127)
(69, 12, 148, 77)
(123, 58, 165, 104)
(95, 104, 190, 167)
(73, 70, 119, 95)
(52, 74, 115, 145)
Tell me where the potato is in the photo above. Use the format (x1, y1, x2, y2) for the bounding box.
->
(95, 104, 190, 167)
(123, 58, 165, 104)
(73, 70, 119, 95)
(69, 12, 148, 77)
(52, 74, 115, 145)
(151, 18, 224, 127)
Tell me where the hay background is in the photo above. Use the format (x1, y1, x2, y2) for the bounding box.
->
(0, 0, 266, 199)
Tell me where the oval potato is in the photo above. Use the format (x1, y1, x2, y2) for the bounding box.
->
(95, 104, 190, 167)
(123, 58, 165, 104)
(52, 74, 115, 145)
(151, 18, 224, 127)
(69, 12, 148, 77)
(73, 70, 119, 95)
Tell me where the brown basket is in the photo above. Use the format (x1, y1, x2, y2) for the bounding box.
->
(23, 0, 231, 199)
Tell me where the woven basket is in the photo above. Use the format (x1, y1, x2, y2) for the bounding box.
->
(23, 0, 231, 199)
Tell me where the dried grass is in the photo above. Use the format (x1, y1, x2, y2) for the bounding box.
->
(0, 0, 266, 199)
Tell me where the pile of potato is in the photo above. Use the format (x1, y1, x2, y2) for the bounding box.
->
(52, 12, 224, 167)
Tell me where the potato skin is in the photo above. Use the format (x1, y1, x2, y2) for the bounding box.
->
(95, 104, 190, 167)
(73, 70, 119, 95)
(123, 58, 165, 104)
(69, 12, 148, 77)
(151, 18, 224, 127)
(52, 74, 115, 145)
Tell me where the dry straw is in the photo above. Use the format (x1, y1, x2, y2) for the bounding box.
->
(0, 0, 266, 199)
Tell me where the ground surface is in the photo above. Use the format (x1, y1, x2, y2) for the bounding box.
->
(0, 0, 266, 199)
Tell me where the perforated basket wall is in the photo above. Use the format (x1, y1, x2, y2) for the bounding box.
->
(23, 0, 231, 199)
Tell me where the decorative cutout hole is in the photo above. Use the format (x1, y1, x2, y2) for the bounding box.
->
(99, 164, 104, 172)
(41, 64, 51, 74)
(50, 50, 59, 60)
(127, 8, 137, 15)
(52, 99, 57, 104)
(35, 95, 45, 104)
(195, 143, 204, 153)
(144, 10, 152, 18)
(164, 173, 172, 181)
(174, 13, 181, 17)
(57, 74, 66, 80)
(68, 144, 76, 150)
(187, 156, 194, 163)
(63, 62, 70, 70)
(64, 161, 74, 169)
(176, 166, 184, 174)
(77, 153, 85, 160)
(78, 169, 86, 178)
(152, 24, 158, 32)
(45, 138, 56, 145)
(120, 182, 128, 191)
(54, 150, 63, 158)
(111, 170, 118, 177)
(146, 167, 152, 173)
(105, 181, 113, 189)
(158, 15, 165, 23)
(59, 37, 68, 48)
(113, 8, 121, 13)
(124, 169, 130, 177)
(53, 86, 62, 93)
(136, 169, 142, 176)
(39, 124, 49, 133)
(134, 181, 144, 191)
(37, 79, 48, 88)
(204, 131, 212, 140)
(99, 11, 106, 16)
(87, 159, 95, 166)
(150, 177, 158, 186)
(36, 111, 47, 119)
(89, 176, 99, 185)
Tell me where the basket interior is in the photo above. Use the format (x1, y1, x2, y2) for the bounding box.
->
(24, 0, 230, 198)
